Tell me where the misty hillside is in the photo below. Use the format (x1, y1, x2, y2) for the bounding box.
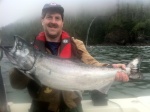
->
(1, 2, 150, 46)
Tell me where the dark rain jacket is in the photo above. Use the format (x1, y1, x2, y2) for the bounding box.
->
(9, 31, 108, 112)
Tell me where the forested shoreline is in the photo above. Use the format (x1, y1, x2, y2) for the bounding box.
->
(1, 2, 150, 46)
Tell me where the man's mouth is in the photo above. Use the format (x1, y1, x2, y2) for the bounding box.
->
(49, 27, 57, 31)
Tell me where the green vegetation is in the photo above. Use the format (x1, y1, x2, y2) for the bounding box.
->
(1, 2, 150, 46)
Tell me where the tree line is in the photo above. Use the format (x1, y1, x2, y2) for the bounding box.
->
(1, 2, 150, 46)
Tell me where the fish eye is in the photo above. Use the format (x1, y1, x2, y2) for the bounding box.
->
(17, 42, 23, 49)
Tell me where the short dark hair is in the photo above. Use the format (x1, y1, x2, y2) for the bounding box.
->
(41, 3, 64, 20)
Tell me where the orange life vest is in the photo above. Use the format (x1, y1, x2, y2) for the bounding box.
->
(35, 31, 72, 58)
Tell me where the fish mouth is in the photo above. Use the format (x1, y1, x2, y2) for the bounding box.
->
(1, 35, 36, 71)
(1, 35, 19, 66)
(0, 46, 18, 66)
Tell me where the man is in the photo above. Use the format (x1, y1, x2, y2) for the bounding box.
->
(9, 3, 129, 112)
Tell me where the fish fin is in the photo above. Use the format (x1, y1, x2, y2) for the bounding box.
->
(97, 81, 114, 94)
(20, 70, 42, 87)
(27, 72, 42, 86)
(74, 91, 83, 99)
(25, 73, 41, 87)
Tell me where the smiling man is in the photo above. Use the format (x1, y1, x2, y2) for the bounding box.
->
(9, 3, 129, 112)
(41, 3, 64, 42)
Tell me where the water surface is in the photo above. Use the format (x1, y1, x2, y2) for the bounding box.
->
(1, 46, 150, 103)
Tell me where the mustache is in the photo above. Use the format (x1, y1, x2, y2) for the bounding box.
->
(48, 23, 58, 28)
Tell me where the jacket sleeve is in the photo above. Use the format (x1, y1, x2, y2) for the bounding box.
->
(71, 37, 109, 67)
(9, 68, 30, 89)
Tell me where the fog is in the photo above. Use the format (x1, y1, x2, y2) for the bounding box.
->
(0, 0, 150, 27)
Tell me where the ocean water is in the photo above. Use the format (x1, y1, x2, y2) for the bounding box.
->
(1, 46, 150, 103)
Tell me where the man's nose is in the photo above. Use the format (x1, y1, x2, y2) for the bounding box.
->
(50, 18, 57, 23)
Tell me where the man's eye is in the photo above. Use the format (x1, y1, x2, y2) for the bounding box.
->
(56, 17, 61, 20)
(46, 16, 52, 19)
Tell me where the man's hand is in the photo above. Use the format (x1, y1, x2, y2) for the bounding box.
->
(112, 64, 129, 82)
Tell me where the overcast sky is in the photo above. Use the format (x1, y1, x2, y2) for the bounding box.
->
(0, 0, 149, 27)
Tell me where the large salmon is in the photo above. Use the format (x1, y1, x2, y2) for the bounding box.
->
(1, 36, 142, 94)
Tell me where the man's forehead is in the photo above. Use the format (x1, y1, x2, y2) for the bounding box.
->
(46, 12, 62, 16)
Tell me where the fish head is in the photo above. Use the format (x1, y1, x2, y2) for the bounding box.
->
(3, 36, 36, 71)
(127, 56, 143, 80)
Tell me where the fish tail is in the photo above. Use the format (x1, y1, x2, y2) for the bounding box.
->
(127, 56, 143, 80)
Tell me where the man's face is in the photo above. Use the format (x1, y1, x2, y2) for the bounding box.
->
(41, 12, 64, 39)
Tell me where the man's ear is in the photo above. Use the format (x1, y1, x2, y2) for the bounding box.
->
(41, 18, 44, 26)
(62, 21, 64, 28)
